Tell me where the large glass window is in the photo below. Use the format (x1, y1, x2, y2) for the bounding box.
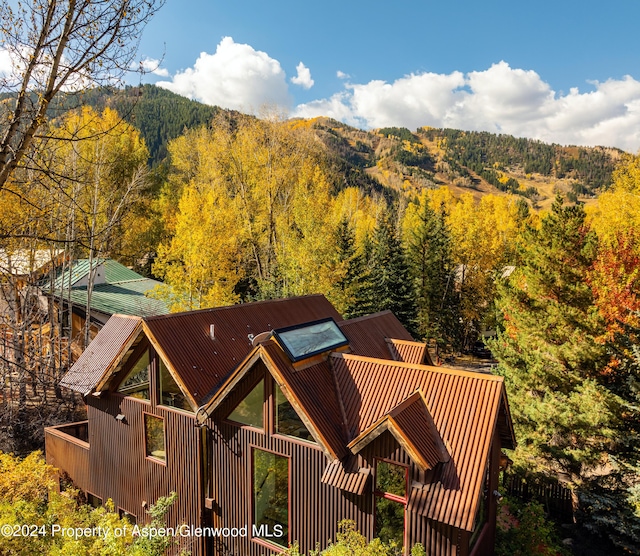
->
(253, 449, 288, 546)
(227, 379, 264, 428)
(374, 460, 407, 551)
(275, 383, 314, 442)
(144, 414, 166, 462)
(118, 350, 150, 400)
(159, 358, 192, 412)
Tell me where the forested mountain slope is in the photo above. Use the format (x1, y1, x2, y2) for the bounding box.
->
(35, 85, 623, 206)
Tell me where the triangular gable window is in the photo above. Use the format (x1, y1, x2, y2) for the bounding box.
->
(159, 358, 192, 412)
(275, 383, 315, 442)
(118, 350, 150, 400)
(227, 379, 264, 429)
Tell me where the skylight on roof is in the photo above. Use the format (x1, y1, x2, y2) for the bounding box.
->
(273, 318, 349, 362)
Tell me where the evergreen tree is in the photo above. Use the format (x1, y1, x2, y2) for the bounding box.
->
(330, 217, 366, 317)
(405, 199, 461, 351)
(351, 213, 418, 334)
(489, 196, 620, 504)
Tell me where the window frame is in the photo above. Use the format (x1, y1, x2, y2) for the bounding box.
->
(86, 492, 103, 508)
(114, 340, 152, 401)
(223, 376, 266, 432)
(157, 355, 194, 413)
(250, 445, 291, 551)
(272, 380, 316, 444)
(373, 458, 408, 552)
(143, 412, 167, 465)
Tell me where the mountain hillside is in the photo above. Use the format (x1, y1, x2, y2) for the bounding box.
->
(306, 117, 623, 209)
(47, 86, 623, 207)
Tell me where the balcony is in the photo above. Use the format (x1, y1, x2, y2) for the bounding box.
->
(44, 421, 90, 491)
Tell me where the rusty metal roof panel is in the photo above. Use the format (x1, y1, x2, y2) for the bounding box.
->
(60, 315, 142, 395)
(331, 353, 506, 531)
(144, 295, 342, 405)
(261, 341, 349, 460)
(320, 460, 371, 495)
(386, 338, 429, 365)
(390, 392, 450, 470)
(338, 311, 413, 359)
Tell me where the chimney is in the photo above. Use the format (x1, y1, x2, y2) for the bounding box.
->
(209, 324, 215, 340)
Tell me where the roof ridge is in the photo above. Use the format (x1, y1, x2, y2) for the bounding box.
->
(143, 294, 332, 322)
(338, 311, 392, 326)
(330, 352, 504, 382)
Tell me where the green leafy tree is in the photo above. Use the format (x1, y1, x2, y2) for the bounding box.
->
(489, 196, 619, 503)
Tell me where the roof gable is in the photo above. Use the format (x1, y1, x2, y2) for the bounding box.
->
(145, 295, 342, 405)
(202, 340, 349, 460)
(331, 353, 509, 531)
(60, 315, 143, 395)
(348, 390, 450, 472)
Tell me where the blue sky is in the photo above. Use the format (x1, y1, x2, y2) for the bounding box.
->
(135, 0, 640, 151)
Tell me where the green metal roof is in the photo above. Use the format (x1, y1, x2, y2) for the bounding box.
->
(43, 259, 170, 318)
(64, 279, 169, 317)
(43, 259, 144, 290)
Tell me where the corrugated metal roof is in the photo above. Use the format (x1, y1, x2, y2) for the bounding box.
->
(43, 258, 150, 291)
(65, 279, 168, 317)
(386, 338, 432, 365)
(144, 295, 343, 405)
(260, 341, 349, 460)
(349, 390, 450, 472)
(331, 353, 508, 532)
(60, 315, 142, 395)
(321, 460, 371, 495)
(338, 311, 413, 359)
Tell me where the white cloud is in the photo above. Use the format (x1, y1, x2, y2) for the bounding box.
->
(291, 62, 314, 89)
(138, 57, 169, 77)
(157, 37, 290, 111)
(294, 61, 640, 152)
(0, 49, 13, 77)
(337, 70, 350, 79)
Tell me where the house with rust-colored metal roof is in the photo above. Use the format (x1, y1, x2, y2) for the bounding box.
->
(46, 295, 514, 556)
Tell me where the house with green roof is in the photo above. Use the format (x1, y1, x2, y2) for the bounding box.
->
(42, 258, 169, 349)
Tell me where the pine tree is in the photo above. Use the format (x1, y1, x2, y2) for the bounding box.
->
(490, 196, 620, 502)
(330, 217, 366, 316)
(405, 199, 461, 351)
(353, 213, 418, 334)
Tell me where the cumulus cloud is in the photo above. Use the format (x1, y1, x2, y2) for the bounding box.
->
(157, 37, 290, 111)
(337, 70, 350, 79)
(138, 57, 169, 77)
(294, 61, 640, 152)
(291, 62, 314, 89)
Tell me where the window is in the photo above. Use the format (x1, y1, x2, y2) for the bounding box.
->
(470, 466, 489, 548)
(118, 350, 150, 400)
(374, 460, 407, 551)
(144, 414, 166, 462)
(253, 449, 288, 547)
(118, 509, 137, 525)
(228, 379, 264, 428)
(159, 358, 192, 412)
(273, 318, 348, 362)
(274, 383, 314, 442)
(87, 493, 102, 508)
